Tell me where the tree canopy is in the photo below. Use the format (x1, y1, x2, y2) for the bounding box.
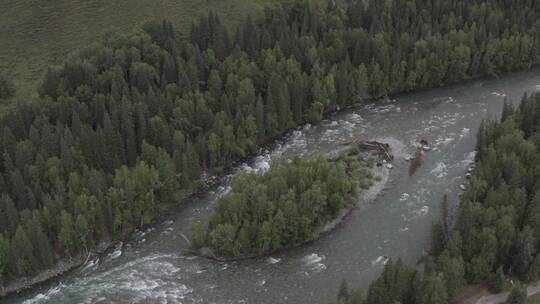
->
(192, 145, 375, 258)
(1, 0, 540, 283)
(336, 93, 540, 304)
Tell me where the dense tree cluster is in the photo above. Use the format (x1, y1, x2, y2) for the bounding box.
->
(391, 93, 540, 302)
(338, 93, 540, 304)
(1, 0, 540, 283)
(365, 259, 450, 304)
(337, 279, 364, 304)
(192, 146, 374, 257)
(334, 254, 459, 304)
(334, 259, 451, 304)
(506, 284, 527, 304)
(449, 93, 540, 284)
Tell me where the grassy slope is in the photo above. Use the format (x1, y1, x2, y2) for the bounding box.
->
(0, 0, 276, 104)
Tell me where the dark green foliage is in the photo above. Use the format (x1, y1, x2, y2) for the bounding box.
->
(419, 274, 449, 304)
(488, 267, 506, 293)
(0, 233, 7, 283)
(455, 93, 540, 284)
(193, 147, 373, 257)
(2, 0, 540, 282)
(337, 93, 540, 303)
(0, 72, 14, 100)
(340, 259, 450, 304)
(432, 194, 452, 256)
(437, 94, 540, 298)
(366, 259, 418, 304)
(11, 226, 34, 275)
(336, 280, 363, 304)
(364, 259, 449, 304)
(436, 251, 465, 298)
(506, 284, 527, 304)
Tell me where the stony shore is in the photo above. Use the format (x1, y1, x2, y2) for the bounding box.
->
(0, 241, 113, 298)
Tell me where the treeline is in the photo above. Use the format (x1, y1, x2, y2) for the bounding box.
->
(432, 93, 540, 298)
(447, 93, 540, 289)
(1, 0, 540, 283)
(335, 93, 540, 304)
(335, 259, 450, 304)
(191, 145, 374, 258)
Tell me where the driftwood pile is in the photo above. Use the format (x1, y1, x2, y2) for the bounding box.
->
(357, 140, 393, 161)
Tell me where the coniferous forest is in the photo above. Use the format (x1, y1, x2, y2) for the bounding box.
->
(191, 145, 375, 258)
(336, 93, 540, 304)
(1, 0, 540, 286)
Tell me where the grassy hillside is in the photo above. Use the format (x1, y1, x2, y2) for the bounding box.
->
(0, 0, 276, 103)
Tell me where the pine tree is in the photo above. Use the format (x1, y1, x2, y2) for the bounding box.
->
(162, 53, 177, 85)
(488, 266, 505, 293)
(121, 98, 137, 165)
(513, 227, 536, 280)
(506, 284, 527, 304)
(255, 96, 265, 141)
(27, 214, 54, 269)
(1, 194, 19, 236)
(59, 210, 75, 254)
(356, 64, 369, 101)
(420, 274, 448, 304)
(0, 233, 7, 280)
(12, 225, 35, 275)
(75, 214, 90, 252)
(437, 251, 465, 297)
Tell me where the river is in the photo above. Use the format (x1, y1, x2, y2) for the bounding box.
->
(4, 69, 540, 304)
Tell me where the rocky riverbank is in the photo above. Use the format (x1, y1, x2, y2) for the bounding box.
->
(320, 164, 390, 234)
(0, 241, 113, 298)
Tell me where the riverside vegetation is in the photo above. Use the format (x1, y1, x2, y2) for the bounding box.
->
(1, 0, 540, 289)
(334, 93, 540, 304)
(190, 145, 376, 258)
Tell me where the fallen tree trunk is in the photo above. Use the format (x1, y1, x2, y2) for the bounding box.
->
(356, 140, 393, 161)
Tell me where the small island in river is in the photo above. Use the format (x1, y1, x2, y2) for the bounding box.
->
(190, 143, 388, 260)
